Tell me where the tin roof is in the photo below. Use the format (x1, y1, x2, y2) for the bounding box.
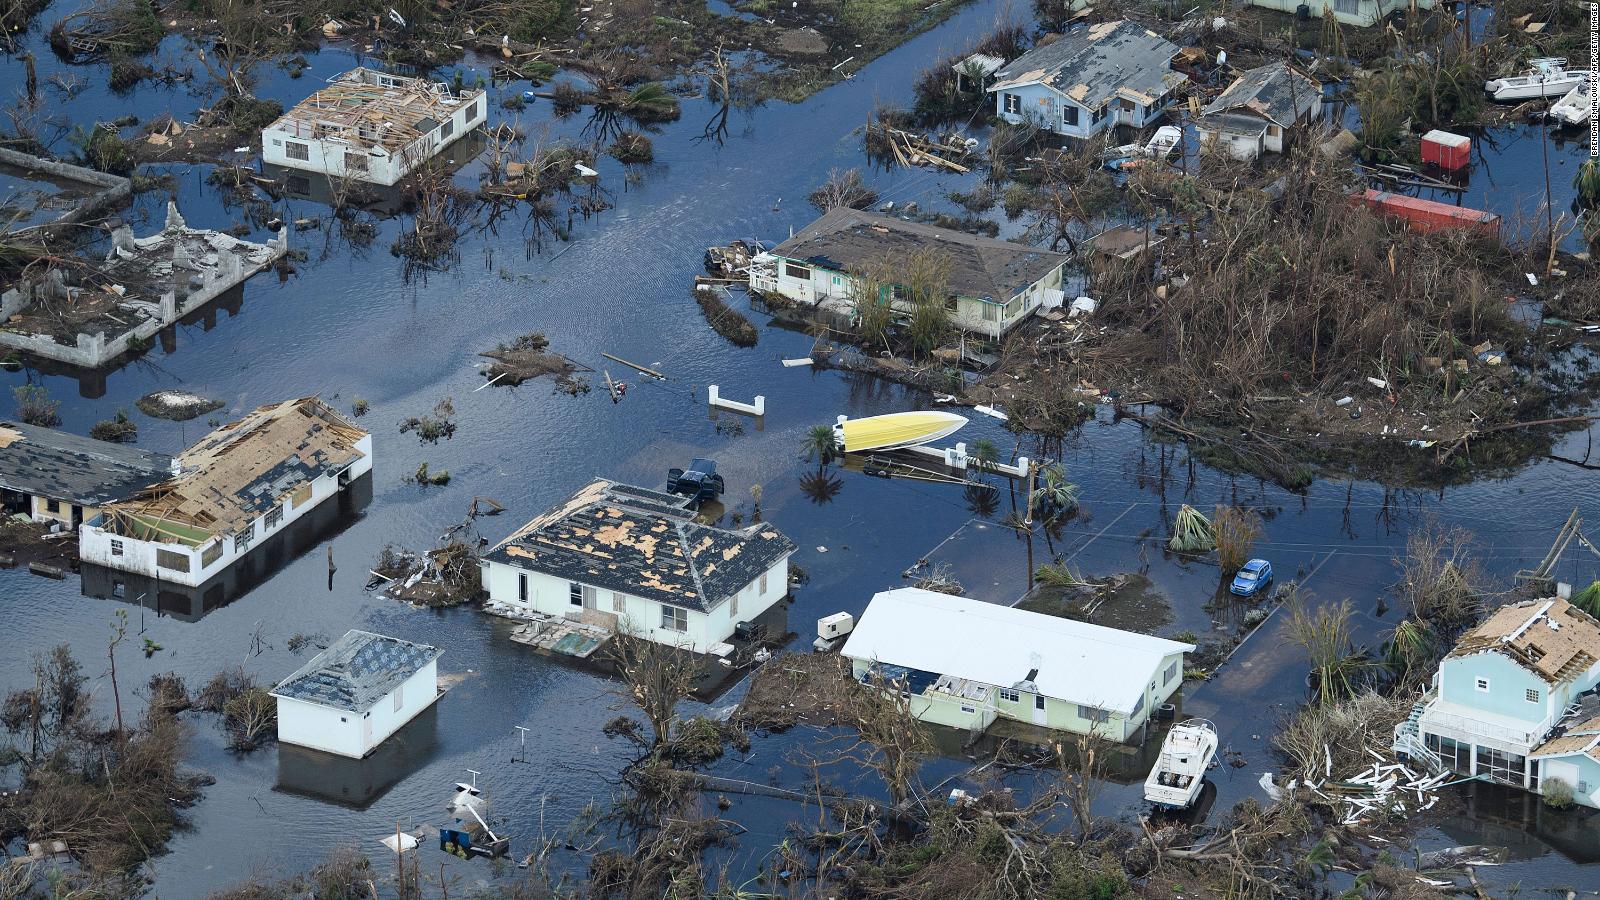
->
(1447, 598, 1600, 686)
(272, 630, 441, 713)
(485, 479, 796, 613)
(0, 421, 171, 507)
(988, 21, 1186, 110)
(840, 588, 1194, 715)
(770, 207, 1068, 303)
(1200, 61, 1321, 127)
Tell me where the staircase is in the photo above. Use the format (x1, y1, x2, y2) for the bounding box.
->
(1391, 697, 1445, 774)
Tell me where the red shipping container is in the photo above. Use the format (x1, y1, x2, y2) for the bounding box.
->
(1352, 190, 1500, 240)
(1420, 129, 1471, 171)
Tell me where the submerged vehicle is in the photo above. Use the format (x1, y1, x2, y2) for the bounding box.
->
(667, 457, 726, 505)
(835, 411, 968, 454)
(1229, 558, 1274, 597)
(1485, 58, 1583, 102)
(1143, 719, 1218, 809)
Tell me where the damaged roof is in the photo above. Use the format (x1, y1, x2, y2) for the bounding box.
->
(841, 588, 1195, 716)
(100, 396, 368, 546)
(988, 21, 1186, 110)
(770, 207, 1069, 303)
(1447, 598, 1600, 686)
(0, 421, 172, 507)
(265, 67, 482, 154)
(272, 630, 441, 713)
(485, 479, 796, 613)
(1201, 61, 1322, 127)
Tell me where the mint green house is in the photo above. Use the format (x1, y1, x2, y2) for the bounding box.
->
(840, 588, 1193, 743)
(1397, 598, 1600, 803)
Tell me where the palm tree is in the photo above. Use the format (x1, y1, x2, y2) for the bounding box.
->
(969, 438, 999, 473)
(798, 469, 843, 505)
(1030, 462, 1080, 521)
(801, 424, 836, 466)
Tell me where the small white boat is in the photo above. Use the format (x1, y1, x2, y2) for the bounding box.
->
(1143, 718, 1218, 809)
(1143, 125, 1183, 159)
(834, 411, 968, 453)
(1550, 81, 1592, 127)
(1485, 58, 1583, 102)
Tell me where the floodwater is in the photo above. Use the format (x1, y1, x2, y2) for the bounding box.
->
(0, 1, 1597, 893)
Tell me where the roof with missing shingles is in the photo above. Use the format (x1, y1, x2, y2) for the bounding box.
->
(1446, 598, 1600, 686)
(1200, 61, 1322, 127)
(272, 630, 441, 713)
(484, 479, 795, 613)
(988, 21, 1186, 110)
(0, 421, 172, 507)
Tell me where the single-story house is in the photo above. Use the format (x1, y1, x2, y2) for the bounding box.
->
(1246, 0, 1434, 28)
(1197, 62, 1324, 161)
(841, 588, 1194, 742)
(0, 421, 173, 529)
(1396, 598, 1600, 802)
(988, 21, 1187, 139)
(272, 630, 443, 759)
(952, 53, 1006, 92)
(79, 397, 372, 587)
(481, 479, 795, 653)
(1531, 714, 1600, 809)
(750, 207, 1069, 338)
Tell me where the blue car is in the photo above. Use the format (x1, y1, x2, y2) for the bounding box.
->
(1230, 559, 1273, 597)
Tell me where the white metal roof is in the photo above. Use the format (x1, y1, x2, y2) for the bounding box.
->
(840, 588, 1194, 715)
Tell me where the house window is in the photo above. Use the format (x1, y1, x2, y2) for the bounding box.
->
(1424, 733, 1472, 773)
(759, 571, 768, 594)
(201, 540, 223, 566)
(45, 498, 60, 513)
(1132, 694, 1145, 716)
(285, 141, 310, 161)
(393, 683, 404, 712)
(1475, 745, 1526, 785)
(1077, 704, 1108, 723)
(156, 548, 190, 573)
(731, 590, 739, 617)
(234, 528, 253, 553)
(440, 119, 454, 139)
(961, 704, 977, 714)
(611, 591, 625, 612)
(1266, 125, 1281, 137)
(1526, 688, 1541, 703)
(472, 97, 484, 120)
(661, 605, 688, 632)
(1092, 105, 1106, 123)
(518, 573, 528, 601)
(998, 688, 1020, 703)
(1063, 105, 1079, 127)
(1036, 695, 1047, 711)
(569, 582, 583, 606)
(982, 303, 1000, 322)
(265, 504, 283, 530)
(110, 539, 124, 557)
(1474, 677, 1490, 693)
(1163, 661, 1178, 685)
(784, 262, 811, 281)
(1003, 93, 1021, 114)
(344, 151, 369, 172)
(292, 483, 313, 507)
(287, 175, 311, 194)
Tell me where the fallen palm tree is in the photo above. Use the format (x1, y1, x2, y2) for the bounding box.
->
(1168, 504, 1215, 553)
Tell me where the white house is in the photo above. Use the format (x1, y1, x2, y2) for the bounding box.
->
(1247, 0, 1434, 28)
(481, 479, 795, 653)
(0, 421, 173, 530)
(749, 207, 1069, 339)
(262, 67, 487, 186)
(841, 588, 1194, 742)
(1197, 62, 1324, 161)
(987, 21, 1186, 140)
(79, 397, 371, 587)
(1395, 598, 1600, 803)
(272, 630, 442, 759)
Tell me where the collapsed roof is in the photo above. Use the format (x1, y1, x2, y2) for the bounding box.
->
(1200, 61, 1322, 127)
(989, 21, 1186, 109)
(272, 629, 441, 713)
(485, 479, 796, 613)
(99, 396, 367, 546)
(1447, 598, 1600, 686)
(264, 67, 483, 155)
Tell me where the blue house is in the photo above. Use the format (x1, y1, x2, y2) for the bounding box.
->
(1396, 598, 1600, 804)
(987, 21, 1186, 140)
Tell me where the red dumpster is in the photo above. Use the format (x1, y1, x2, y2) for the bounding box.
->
(1420, 129, 1471, 171)
(1353, 190, 1500, 240)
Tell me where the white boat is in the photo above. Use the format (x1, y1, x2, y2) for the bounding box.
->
(1143, 718, 1218, 808)
(833, 411, 968, 453)
(1485, 58, 1584, 102)
(1550, 81, 1592, 127)
(1143, 125, 1183, 159)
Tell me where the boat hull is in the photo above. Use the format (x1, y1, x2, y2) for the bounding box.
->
(837, 411, 969, 453)
(1486, 75, 1583, 102)
(1551, 84, 1592, 126)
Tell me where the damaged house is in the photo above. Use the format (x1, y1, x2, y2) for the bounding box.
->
(0, 421, 173, 529)
(749, 207, 1069, 339)
(480, 479, 795, 654)
(0, 203, 286, 369)
(1397, 598, 1600, 804)
(841, 588, 1194, 742)
(263, 67, 487, 186)
(1197, 61, 1324, 162)
(78, 397, 371, 588)
(988, 21, 1186, 139)
(1247, 0, 1434, 28)
(272, 629, 442, 759)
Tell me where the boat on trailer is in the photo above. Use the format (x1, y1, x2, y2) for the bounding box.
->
(1550, 81, 1592, 127)
(1143, 719, 1218, 809)
(834, 411, 968, 454)
(1485, 58, 1583, 102)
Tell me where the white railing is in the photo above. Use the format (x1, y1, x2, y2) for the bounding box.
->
(1418, 707, 1545, 747)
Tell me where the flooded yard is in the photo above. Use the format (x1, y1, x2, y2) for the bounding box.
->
(0, 0, 1597, 894)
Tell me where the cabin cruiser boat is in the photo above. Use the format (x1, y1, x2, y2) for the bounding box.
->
(1550, 80, 1592, 127)
(1143, 719, 1218, 808)
(1485, 58, 1584, 102)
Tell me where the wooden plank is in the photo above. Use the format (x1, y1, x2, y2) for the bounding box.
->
(600, 352, 665, 380)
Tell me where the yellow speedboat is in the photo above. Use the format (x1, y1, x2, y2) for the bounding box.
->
(836, 411, 968, 453)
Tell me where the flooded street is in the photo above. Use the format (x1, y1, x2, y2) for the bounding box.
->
(1, 0, 1598, 893)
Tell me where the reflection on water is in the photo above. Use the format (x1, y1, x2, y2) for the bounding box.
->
(274, 700, 443, 811)
(1439, 781, 1600, 865)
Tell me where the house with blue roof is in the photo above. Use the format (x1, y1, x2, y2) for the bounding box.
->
(272, 630, 442, 758)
